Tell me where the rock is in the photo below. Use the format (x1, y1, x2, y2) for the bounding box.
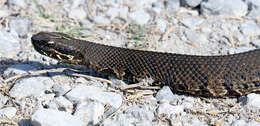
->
(9, 17, 32, 37)
(118, 7, 129, 20)
(3, 64, 37, 78)
(106, 7, 120, 19)
(247, 0, 260, 18)
(151, 1, 163, 14)
(230, 47, 255, 54)
(0, 107, 17, 119)
(71, 0, 85, 8)
(201, 27, 212, 33)
(185, 30, 207, 44)
(0, 93, 8, 108)
(52, 96, 74, 113)
(10, 77, 54, 99)
(52, 84, 72, 96)
(125, 105, 154, 122)
(181, 0, 202, 8)
(127, 0, 157, 10)
(156, 86, 177, 103)
(191, 122, 208, 126)
(200, 0, 248, 17)
(80, 19, 94, 29)
(128, 9, 150, 25)
(103, 119, 132, 126)
(66, 85, 122, 109)
(246, 121, 260, 126)
(165, 0, 180, 10)
(93, 15, 111, 25)
(0, 29, 20, 58)
(136, 121, 153, 126)
(31, 108, 83, 126)
(74, 102, 104, 125)
(240, 20, 260, 36)
(232, 120, 246, 126)
(157, 103, 184, 117)
(7, 0, 27, 8)
(180, 17, 204, 30)
(155, 19, 167, 33)
(251, 40, 260, 48)
(0, 9, 9, 18)
(246, 93, 260, 109)
(68, 8, 86, 20)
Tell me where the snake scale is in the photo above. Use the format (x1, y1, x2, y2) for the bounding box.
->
(31, 32, 260, 97)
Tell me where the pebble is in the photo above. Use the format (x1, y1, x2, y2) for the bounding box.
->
(128, 9, 150, 25)
(103, 119, 132, 126)
(66, 85, 122, 109)
(247, 0, 260, 17)
(156, 86, 178, 103)
(129, 0, 157, 10)
(157, 103, 184, 117)
(106, 7, 120, 20)
(180, 17, 204, 30)
(155, 19, 167, 33)
(68, 8, 86, 20)
(0, 107, 17, 119)
(246, 121, 260, 126)
(124, 105, 154, 122)
(185, 30, 207, 45)
(52, 84, 72, 96)
(9, 17, 32, 37)
(246, 93, 260, 109)
(240, 20, 260, 36)
(52, 96, 74, 113)
(9, 77, 55, 99)
(232, 120, 246, 126)
(0, 29, 20, 58)
(0, 93, 8, 108)
(165, 0, 180, 10)
(181, 0, 202, 8)
(93, 15, 111, 25)
(200, 0, 248, 17)
(0, 9, 9, 18)
(31, 108, 83, 126)
(74, 101, 104, 125)
(3, 64, 37, 78)
(151, 1, 163, 14)
(7, 0, 27, 8)
(118, 7, 128, 20)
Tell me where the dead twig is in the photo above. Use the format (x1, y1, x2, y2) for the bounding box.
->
(161, 25, 174, 41)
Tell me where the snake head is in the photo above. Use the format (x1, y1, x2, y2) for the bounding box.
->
(31, 32, 84, 64)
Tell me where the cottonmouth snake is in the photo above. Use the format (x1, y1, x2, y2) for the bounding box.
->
(31, 32, 260, 97)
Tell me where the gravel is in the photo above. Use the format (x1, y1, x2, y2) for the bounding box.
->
(74, 101, 104, 125)
(1, 0, 260, 125)
(128, 9, 151, 25)
(66, 85, 122, 109)
(0, 29, 20, 58)
(9, 77, 54, 99)
(0, 107, 17, 119)
(200, 0, 248, 17)
(31, 108, 83, 126)
(9, 17, 32, 37)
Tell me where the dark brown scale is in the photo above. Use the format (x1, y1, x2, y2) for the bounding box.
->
(31, 32, 260, 97)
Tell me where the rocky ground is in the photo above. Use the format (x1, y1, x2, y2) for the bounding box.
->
(0, 0, 260, 126)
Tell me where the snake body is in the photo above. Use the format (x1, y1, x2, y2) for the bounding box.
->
(31, 32, 260, 97)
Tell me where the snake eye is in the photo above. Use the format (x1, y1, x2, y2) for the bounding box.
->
(47, 41, 55, 44)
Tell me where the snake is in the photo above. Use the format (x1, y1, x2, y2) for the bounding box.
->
(31, 32, 260, 98)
